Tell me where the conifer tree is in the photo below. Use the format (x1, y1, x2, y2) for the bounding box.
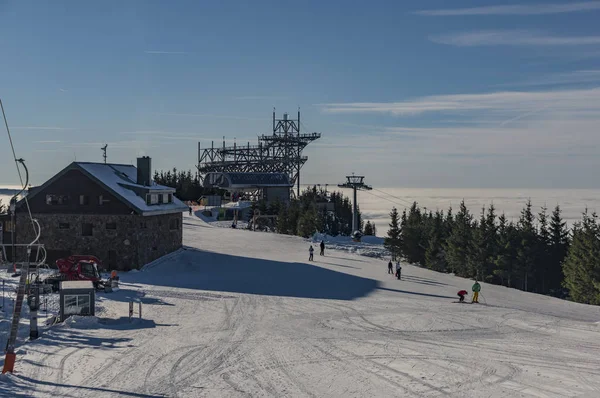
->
(516, 199, 538, 291)
(384, 207, 402, 260)
(364, 221, 374, 236)
(445, 200, 473, 276)
(425, 210, 447, 272)
(563, 211, 600, 304)
(402, 202, 425, 265)
(546, 205, 568, 294)
(537, 205, 551, 293)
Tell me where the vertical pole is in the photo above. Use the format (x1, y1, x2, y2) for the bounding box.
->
(29, 285, 38, 340)
(139, 301, 142, 319)
(352, 186, 358, 232)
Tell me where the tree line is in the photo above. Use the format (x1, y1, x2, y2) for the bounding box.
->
(384, 200, 600, 305)
(253, 186, 363, 238)
(153, 169, 222, 201)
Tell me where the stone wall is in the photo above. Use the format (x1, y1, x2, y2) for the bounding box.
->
(17, 212, 183, 270)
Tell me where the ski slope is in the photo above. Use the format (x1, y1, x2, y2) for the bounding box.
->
(2, 212, 600, 397)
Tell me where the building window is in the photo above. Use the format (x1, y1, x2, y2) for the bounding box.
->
(158, 194, 163, 204)
(46, 194, 69, 205)
(106, 222, 117, 230)
(140, 221, 147, 229)
(146, 194, 159, 205)
(59, 223, 70, 229)
(98, 195, 110, 205)
(82, 223, 93, 237)
(169, 218, 179, 230)
(64, 294, 91, 316)
(168, 194, 173, 203)
(163, 193, 169, 204)
(79, 195, 90, 205)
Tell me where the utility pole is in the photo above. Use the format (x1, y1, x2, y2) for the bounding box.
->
(101, 144, 107, 164)
(338, 174, 372, 233)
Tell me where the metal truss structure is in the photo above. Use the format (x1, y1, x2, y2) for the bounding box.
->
(197, 110, 321, 197)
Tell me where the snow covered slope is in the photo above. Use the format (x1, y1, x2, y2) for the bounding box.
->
(2, 212, 600, 397)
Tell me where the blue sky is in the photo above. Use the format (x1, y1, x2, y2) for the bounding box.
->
(1, 0, 600, 188)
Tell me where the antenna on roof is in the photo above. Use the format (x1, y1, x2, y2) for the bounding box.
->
(101, 144, 107, 164)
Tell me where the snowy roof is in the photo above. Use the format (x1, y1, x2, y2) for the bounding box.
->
(76, 162, 188, 216)
(22, 161, 188, 216)
(60, 280, 94, 290)
(203, 172, 293, 189)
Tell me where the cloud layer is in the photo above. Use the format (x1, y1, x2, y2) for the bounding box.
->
(415, 1, 600, 16)
(430, 30, 600, 47)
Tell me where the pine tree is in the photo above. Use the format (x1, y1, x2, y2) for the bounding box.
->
(402, 202, 426, 265)
(0, 199, 5, 214)
(493, 215, 518, 287)
(562, 211, 600, 304)
(516, 199, 538, 291)
(277, 205, 290, 235)
(297, 205, 318, 238)
(364, 221, 374, 236)
(549, 205, 569, 295)
(537, 205, 551, 293)
(445, 200, 473, 277)
(469, 206, 496, 281)
(384, 208, 402, 261)
(425, 210, 447, 272)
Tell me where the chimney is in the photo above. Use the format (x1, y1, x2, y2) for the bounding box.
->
(137, 156, 152, 186)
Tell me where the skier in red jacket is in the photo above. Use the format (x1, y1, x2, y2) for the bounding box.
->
(457, 290, 468, 303)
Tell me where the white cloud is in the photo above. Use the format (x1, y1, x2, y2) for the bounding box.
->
(500, 70, 600, 87)
(319, 87, 600, 116)
(415, 2, 600, 16)
(431, 30, 600, 47)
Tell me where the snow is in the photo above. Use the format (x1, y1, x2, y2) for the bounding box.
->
(77, 162, 188, 215)
(60, 280, 94, 290)
(2, 212, 600, 397)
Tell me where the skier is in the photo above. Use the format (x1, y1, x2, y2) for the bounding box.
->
(457, 289, 468, 303)
(387, 260, 393, 274)
(309, 245, 314, 261)
(472, 280, 481, 303)
(395, 261, 402, 280)
(320, 240, 325, 256)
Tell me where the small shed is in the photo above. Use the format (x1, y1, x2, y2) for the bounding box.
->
(60, 280, 96, 320)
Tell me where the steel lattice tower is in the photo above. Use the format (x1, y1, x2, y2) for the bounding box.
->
(197, 110, 321, 197)
(338, 174, 372, 233)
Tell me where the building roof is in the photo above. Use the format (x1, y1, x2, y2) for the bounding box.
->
(22, 162, 188, 216)
(60, 280, 94, 290)
(203, 172, 293, 189)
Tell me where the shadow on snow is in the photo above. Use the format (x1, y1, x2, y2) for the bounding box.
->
(125, 247, 379, 301)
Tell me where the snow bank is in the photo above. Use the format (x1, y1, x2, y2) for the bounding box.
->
(64, 315, 99, 329)
(312, 232, 389, 258)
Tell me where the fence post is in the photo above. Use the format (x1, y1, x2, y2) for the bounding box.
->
(138, 301, 142, 319)
(129, 301, 133, 321)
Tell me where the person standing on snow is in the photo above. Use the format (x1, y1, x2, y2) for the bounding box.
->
(472, 280, 481, 303)
(457, 289, 468, 302)
(388, 260, 393, 274)
(395, 261, 402, 280)
(309, 245, 314, 261)
(320, 240, 325, 256)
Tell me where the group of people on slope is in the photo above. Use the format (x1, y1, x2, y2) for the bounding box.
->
(458, 280, 481, 303)
(387, 260, 402, 280)
(308, 240, 326, 261)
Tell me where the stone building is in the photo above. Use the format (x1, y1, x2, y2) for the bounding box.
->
(10, 157, 187, 270)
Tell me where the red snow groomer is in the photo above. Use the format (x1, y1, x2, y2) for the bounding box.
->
(44, 255, 106, 292)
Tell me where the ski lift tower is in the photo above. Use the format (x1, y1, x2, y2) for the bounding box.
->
(338, 174, 372, 235)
